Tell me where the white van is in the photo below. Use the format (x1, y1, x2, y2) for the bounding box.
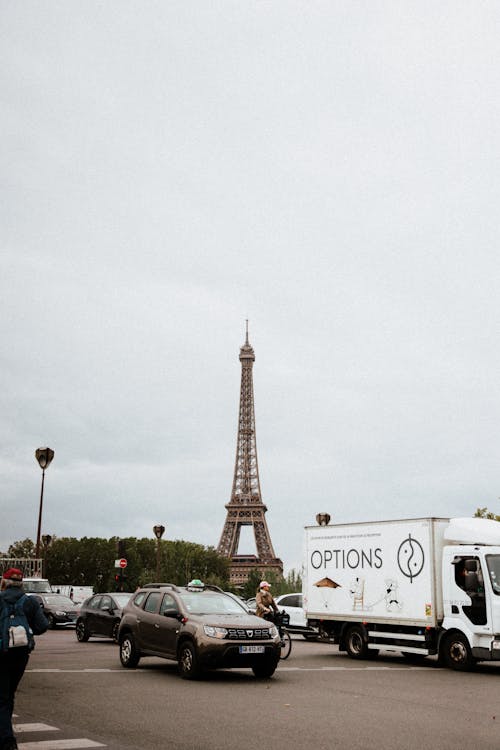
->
(23, 577, 52, 594)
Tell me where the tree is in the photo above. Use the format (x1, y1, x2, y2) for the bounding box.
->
(41, 536, 230, 592)
(474, 507, 500, 522)
(241, 569, 264, 599)
(7, 539, 36, 558)
(280, 568, 302, 595)
(46, 537, 117, 590)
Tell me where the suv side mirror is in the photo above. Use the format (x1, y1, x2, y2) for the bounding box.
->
(163, 608, 181, 620)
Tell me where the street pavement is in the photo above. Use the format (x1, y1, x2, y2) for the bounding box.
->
(14, 629, 500, 749)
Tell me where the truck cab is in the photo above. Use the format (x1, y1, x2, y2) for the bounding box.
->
(441, 521, 500, 669)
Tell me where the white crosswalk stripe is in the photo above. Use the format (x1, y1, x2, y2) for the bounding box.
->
(14, 723, 59, 733)
(12, 720, 106, 748)
(18, 741, 105, 748)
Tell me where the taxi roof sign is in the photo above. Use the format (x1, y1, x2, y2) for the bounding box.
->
(187, 579, 204, 591)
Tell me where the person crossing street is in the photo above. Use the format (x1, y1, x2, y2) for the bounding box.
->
(0, 568, 48, 750)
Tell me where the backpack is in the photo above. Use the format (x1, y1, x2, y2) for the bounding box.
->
(0, 593, 34, 652)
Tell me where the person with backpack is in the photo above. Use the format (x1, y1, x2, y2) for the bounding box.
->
(0, 568, 48, 750)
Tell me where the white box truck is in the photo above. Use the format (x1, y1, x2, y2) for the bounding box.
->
(303, 516, 500, 670)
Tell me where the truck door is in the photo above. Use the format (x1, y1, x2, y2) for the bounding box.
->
(451, 555, 487, 627)
(484, 554, 500, 634)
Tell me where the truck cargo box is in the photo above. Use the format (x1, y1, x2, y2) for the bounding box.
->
(304, 517, 449, 627)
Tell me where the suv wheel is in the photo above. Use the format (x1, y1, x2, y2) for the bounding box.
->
(178, 641, 201, 680)
(252, 658, 277, 679)
(120, 633, 140, 668)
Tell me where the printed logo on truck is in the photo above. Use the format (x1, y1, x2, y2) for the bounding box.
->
(397, 534, 425, 583)
(310, 547, 382, 570)
(349, 576, 403, 612)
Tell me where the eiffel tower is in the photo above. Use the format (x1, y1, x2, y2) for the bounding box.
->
(218, 325, 283, 587)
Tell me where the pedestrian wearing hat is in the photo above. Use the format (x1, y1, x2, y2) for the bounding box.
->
(0, 569, 48, 750)
(255, 581, 278, 620)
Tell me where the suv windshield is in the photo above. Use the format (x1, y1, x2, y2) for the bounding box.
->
(486, 555, 500, 594)
(178, 591, 248, 615)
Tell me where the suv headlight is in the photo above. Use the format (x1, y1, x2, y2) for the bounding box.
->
(203, 625, 228, 639)
(269, 625, 279, 638)
(55, 611, 66, 616)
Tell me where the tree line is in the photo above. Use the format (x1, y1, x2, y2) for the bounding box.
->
(1, 536, 301, 598)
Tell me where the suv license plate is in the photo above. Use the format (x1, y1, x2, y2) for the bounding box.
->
(239, 645, 265, 654)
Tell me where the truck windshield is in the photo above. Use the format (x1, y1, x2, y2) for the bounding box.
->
(485, 555, 500, 594)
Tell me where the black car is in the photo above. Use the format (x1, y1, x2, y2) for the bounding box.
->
(30, 593, 79, 629)
(76, 592, 132, 642)
(118, 580, 281, 679)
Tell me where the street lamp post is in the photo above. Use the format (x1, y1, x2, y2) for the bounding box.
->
(35, 447, 55, 571)
(153, 524, 165, 582)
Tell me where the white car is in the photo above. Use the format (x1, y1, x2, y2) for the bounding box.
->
(274, 593, 318, 640)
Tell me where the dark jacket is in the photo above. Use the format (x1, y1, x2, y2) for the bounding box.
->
(1, 586, 49, 636)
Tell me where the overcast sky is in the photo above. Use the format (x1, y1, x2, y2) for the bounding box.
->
(2, 2, 500, 574)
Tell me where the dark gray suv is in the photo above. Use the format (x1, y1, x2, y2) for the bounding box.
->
(118, 580, 281, 679)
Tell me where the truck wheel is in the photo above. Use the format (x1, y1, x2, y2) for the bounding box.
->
(442, 632, 475, 671)
(345, 625, 370, 659)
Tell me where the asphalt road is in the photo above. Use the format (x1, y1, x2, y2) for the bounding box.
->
(14, 629, 500, 750)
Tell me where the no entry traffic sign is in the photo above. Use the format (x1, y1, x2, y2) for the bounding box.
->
(115, 558, 128, 569)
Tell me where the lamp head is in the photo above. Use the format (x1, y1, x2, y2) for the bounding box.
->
(36, 447, 55, 470)
(153, 524, 165, 540)
(316, 513, 331, 527)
